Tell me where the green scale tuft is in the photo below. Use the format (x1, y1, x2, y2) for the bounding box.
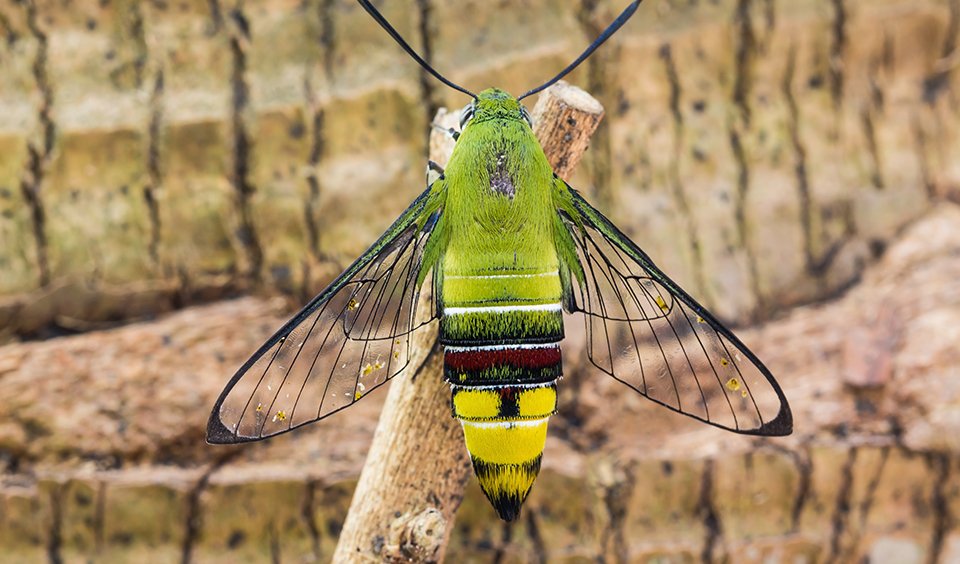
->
(440, 308, 563, 346)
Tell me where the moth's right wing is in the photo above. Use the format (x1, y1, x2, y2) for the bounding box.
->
(554, 180, 792, 436)
(207, 185, 443, 444)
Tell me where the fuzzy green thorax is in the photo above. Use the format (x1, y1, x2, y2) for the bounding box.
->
(437, 88, 559, 277)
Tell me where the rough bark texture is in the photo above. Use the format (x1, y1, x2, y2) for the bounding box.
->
(1, 0, 960, 562)
(531, 81, 606, 181)
(1, 0, 957, 339)
(333, 83, 606, 562)
(2, 203, 960, 562)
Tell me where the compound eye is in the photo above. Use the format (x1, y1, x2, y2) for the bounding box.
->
(459, 102, 475, 130)
(519, 106, 532, 127)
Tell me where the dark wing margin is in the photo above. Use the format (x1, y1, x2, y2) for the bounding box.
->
(207, 186, 442, 444)
(557, 181, 792, 436)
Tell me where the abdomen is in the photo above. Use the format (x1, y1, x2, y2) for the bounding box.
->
(439, 269, 563, 521)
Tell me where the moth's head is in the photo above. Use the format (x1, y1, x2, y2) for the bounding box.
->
(459, 88, 532, 130)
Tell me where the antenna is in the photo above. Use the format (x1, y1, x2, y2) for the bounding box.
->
(358, 0, 477, 99)
(518, 1, 644, 101)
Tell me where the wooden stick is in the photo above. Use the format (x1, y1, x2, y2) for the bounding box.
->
(333, 81, 604, 562)
(531, 80, 605, 181)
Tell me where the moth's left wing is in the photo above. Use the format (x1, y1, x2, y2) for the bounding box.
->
(555, 181, 792, 436)
(207, 186, 442, 444)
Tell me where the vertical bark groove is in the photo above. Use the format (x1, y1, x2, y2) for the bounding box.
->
(783, 46, 813, 270)
(180, 453, 238, 564)
(847, 447, 889, 552)
(492, 521, 512, 564)
(19, 0, 55, 288)
(659, 43, 709, 301)
(913, 116, 936, 200)
(0, 10, 16, 43)
(577, 0, 617, 210)
(301, 478, 323, 561)
(860, 106, 884, 190)
(923, 0, 959, 104)
(226, 6, 263, 282)
(698, 459, 723, 564)
(760, 0, 776, 51)
(598, 463, 635, 563)
(93, 481, 107, 557)
(784, 44, 850, 278)
(825, 447, 857, 564)
(728, 128, 763, 318)
(525, 509, 547, 564)
(302, 0, 337, 267)
(127, 2, 148, 88)
(46, 482, 65, 564)
(829, 0, 848, 112)
(732, 0, 755, 127)
(207, 0, 224, 34)
(730, 0, 763, 317)
(145, 69, 165, 267)
(304, 82, 326, 263)
(415, 0, 442, 135)
(761, 441, 813, 532)
(927, 453, 953, 564)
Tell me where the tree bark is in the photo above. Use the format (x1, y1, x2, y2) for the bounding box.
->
(332, 82, 605, 562)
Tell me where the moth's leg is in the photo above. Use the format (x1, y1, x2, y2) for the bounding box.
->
(426, 160, 445, 185)
(430, 122, 460, 141)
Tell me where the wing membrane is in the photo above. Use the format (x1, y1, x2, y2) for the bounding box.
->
(207, 187, 441, 444)
(559, 183, 792, 436)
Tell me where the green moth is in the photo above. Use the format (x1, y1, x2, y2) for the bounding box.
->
(208, 0, 792, 522)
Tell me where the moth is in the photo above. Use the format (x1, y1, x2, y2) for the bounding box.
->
(207, 0, 792, 521)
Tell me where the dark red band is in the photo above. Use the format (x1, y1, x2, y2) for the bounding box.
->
(444, 345, 562, 372)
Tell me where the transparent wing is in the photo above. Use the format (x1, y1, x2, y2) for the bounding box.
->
(207, 187, 441, 444)
(559, 183, 792, 436)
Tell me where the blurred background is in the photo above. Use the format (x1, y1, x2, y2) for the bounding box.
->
(1, 0, 959, 561)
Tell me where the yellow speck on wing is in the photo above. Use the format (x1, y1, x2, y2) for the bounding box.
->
(655, 296, 669, 313)
(697, 316, 705, 324)
(273, 410, 287, 422)
(726, 378, 741, 392)
(720, 358, 729, 367)
(741, 390, 748, 398)
(256, 403, 263, 412)
(362, 363, 374, 377)
(393, 350, 400, 359)
(355, 382, 366, 400)
(347, 298, 359, 311)
(373, 361, 384, 371)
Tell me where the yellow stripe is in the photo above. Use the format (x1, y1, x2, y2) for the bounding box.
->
(443, 272, 562, 307)
(518, 387, 556, 418)
(453, 389, 501, 419)
(461, 419, 548, 465)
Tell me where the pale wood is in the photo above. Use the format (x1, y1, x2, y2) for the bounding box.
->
(333, 82, 605, 562)
(531, 81, 605, 181)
